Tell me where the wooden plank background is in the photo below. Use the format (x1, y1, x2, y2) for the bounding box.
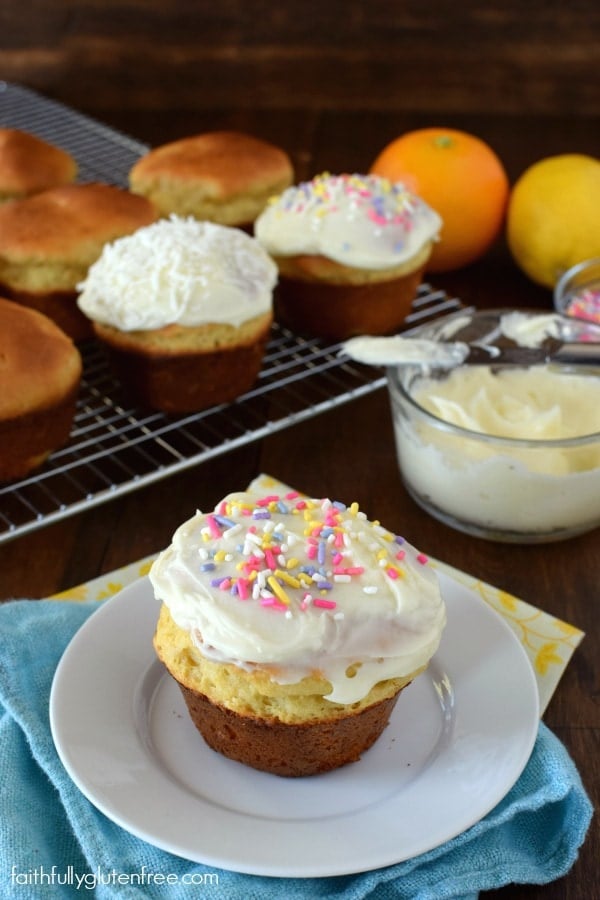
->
(1, 0, 598, 122)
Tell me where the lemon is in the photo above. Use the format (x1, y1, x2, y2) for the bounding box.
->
(506, 154, 600, 288)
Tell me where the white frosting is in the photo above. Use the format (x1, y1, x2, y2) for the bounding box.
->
(416, 367, 600, 442)
(149, 490, 446, 704)
(254, 173, 442, 270)
(342, 335, 469, 368)
(392, 366, 600, 535)
(499, 312, 562, 347)
(77, 216, 277, 331)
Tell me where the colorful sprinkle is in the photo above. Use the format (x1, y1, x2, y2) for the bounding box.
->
(193, 494, 431, 620)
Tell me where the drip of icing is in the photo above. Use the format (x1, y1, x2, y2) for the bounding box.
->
(149, 491, 446, 704)
(254, 173, 442, 270)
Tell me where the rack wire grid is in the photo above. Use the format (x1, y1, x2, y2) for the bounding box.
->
(0, 82, 463, 543)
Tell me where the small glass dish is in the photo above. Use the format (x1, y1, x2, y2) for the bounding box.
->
(387, 308, 600, 543)
(554, 257, 600, 325)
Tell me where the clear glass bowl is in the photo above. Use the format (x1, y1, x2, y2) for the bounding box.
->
(554, 257, 600, 325)
(387, 308, 600, 542)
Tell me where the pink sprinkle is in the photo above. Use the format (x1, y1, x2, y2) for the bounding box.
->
(386, 567, 399, 580)
(264, 548, 277, 570)
(219, 578, 232, 591)
(307, 543, 317, 559)
(334, 565, 364, 575)
(300, 592, 312, 610)
(332, 552, 343, 565)
(395, 549, 406, 561)
(295, 500, 307, 510)
(367, 209, 387, 225)
(256, 494, 279, 507)
(334, 532, 345, 548)
(313, 598, 337, 609)
(261, 597, 288, 611)
(417, 553, 429, 565)
(285, 491, 300, 499)
(206, 515, 221, 539)
(237, 578, 250, 600)
(217, 501, 228, 515)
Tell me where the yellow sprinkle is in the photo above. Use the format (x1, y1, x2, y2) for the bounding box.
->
(267, 576, 291, 605)
(298, 572, 313, 587)
(376, 549, 388, 561)
(275, 568, 301, 589)
(349, 502, 360, 516)
(214, 550, 227, 563)
(286, 557, 300, 569)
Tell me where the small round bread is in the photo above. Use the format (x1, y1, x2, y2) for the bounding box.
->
(0, 297, 82, 482)
(0, 128, 77, 202)
(129, 131, 293, 227)
(150, 489, 446, 776)
(0, 183, 157, 340)
(77, 216, 277, 413)
(255, 172, 442, 340)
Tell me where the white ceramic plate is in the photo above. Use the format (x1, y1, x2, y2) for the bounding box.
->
(50, 572, 539, 877)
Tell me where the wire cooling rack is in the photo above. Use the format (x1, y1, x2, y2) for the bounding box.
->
(0, 82, 463, 543)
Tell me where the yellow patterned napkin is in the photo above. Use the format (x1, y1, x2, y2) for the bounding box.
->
(52, 474, 584, 714)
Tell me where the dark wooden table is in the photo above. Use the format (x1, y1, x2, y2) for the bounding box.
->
(0, 102, 597, 899)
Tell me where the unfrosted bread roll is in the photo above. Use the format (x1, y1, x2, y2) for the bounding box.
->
(0, 297, 82, 482)
(0, 183, 158, 340)
(129, 131, 293, 227)
(0, 128, 77, 202)
(255, 172, 442, 340)
(77, 216, 277, 413)
(150, 488, 446, 776)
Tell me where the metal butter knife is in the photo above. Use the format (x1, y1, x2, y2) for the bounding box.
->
(341, 335, 600, 370)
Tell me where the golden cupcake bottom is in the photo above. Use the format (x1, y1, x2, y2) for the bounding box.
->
(0, 384, 79, 481)
(272, 243, 432, 341)
(154, 603, 422, 777)
(92, 311, 272, 414)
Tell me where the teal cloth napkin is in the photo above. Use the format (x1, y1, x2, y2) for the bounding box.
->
(0, 599, 593, 900)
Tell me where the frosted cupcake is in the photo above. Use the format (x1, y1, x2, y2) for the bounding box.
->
(254, 173, 442, 340)
(77, 216, 277, 413)
(150, 488, 446, 776)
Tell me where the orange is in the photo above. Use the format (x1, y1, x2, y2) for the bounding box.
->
(370, 127, 510, 272)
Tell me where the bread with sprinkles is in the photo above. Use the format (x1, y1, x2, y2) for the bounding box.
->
(254, 172, 442, 340)
(150, 487, 446, 776)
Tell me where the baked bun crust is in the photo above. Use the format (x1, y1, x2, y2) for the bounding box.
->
(273, 243, 432, 340)
(129, 131, 293, 226)
(0, 183, 157, 339)
(154, 603, 418, 776)
(0, 128, 77, 202)
(92, 310, 273, 413)
(0, 298, 82, 481)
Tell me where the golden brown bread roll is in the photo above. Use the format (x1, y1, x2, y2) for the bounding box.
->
(0, 297, 82, 482)
(129, 131, 293, 226)
(0, 128, 77, 202)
